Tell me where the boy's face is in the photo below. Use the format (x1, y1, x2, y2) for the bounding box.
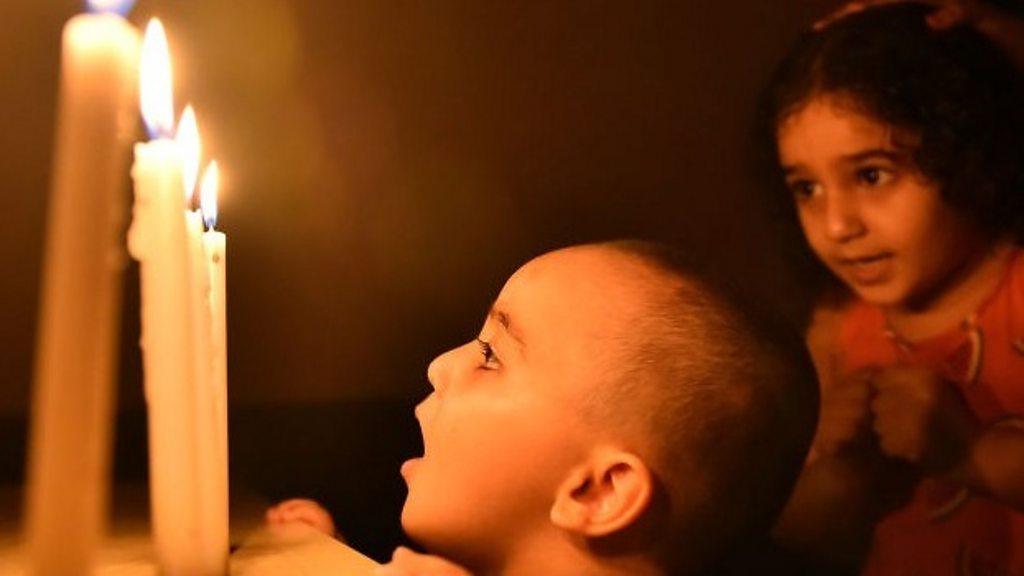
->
(400, 247, 650, 561)
(777, 96, 987, 310)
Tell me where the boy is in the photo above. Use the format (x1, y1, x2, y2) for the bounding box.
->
(270, 241, 819, 575)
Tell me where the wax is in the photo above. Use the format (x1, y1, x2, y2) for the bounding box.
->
(128, 138, 207, 575)
(24, 10, 139, 576)
(186, 208, 229, 575)
(202, 226, 229, 573)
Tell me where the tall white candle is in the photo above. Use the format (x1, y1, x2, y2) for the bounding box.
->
(178, 106, 227, 574)
(127, 19, 205, 576)
(200, 161, 229, 573)
(24, 1, 139, 574)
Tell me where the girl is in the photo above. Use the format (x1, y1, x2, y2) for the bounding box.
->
(761, 3, 1024, 575)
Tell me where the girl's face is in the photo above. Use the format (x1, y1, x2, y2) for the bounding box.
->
(776, 95, 988, 311)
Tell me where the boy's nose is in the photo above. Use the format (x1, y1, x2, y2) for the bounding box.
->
(823, 191, 866, 242)
(426, 345, 460, 391)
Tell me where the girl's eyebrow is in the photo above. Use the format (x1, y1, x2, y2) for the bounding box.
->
(840, 149, 906, 164)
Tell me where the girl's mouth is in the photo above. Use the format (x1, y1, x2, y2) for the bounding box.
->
(838, 253, 893, 285)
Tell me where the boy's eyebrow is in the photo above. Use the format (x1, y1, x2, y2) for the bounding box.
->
(488, 305, 526, 348)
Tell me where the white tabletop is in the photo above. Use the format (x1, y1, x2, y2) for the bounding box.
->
(0, 486, 379, 576)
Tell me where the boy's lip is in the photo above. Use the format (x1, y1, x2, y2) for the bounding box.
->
(400, 457, 423, 479)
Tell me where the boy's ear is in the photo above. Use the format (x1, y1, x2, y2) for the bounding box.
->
(549, 449, 653, 537)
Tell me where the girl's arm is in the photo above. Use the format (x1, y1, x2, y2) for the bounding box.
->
(948, 421, 1024, 510)
(870, 367, 1024, 511)
(773, 301, 913, 572)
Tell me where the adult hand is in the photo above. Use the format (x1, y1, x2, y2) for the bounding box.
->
(870, 366, 979, 472)
(814, 0, 986, 31)
(265, 498, 337, 537)
(375, 547, 474, 576)
(813, 0, 1024, 68)
(813, 367, 875, 458)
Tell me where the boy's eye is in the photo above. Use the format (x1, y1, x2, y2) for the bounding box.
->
(475, 338, 501, 370)
(856, 166, 893, 187)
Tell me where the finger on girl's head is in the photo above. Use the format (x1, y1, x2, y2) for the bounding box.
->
(813, 1, 893, 31)
(925, 4, 967, 29)
(813, 0, 949, 31)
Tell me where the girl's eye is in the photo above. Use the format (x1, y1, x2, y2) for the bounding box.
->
(475, 338, 501, 370)
(787, 179, 819, 200)
(856, 166, 893, 187)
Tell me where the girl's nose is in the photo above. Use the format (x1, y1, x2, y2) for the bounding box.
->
(823, 191, 866, 242)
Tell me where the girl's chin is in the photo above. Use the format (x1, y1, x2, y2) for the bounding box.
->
(850, 283, 910, 309)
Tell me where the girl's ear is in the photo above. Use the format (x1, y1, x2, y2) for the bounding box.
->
(549, 449, 653, 537)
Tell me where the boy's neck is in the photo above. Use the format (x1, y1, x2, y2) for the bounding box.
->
(884, 240, 1016, 340)
(489, 532, 665, 576)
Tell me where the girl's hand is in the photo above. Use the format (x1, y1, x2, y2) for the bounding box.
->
(265, 498, 337, 537)
(375, 547, 474, 576)
(813, 367, 875, 458)
(870, 366, 979, 472)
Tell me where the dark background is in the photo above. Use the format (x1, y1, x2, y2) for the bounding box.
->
(0, 0, 835, 560)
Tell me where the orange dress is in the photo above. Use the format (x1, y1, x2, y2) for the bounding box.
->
(835, 250, 1024, 576)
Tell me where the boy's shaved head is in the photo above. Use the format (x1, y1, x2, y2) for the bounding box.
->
(402, 241, 818, 575)
(582, 241, 819, 572)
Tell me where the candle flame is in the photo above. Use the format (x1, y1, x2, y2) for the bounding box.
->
(177, 106, 202, 205)
(200, 161, 220, 230)
(140, 19, 174, 139)
(86, 0, 136, 16)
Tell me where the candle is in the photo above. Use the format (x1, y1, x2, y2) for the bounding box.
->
(200, 161, 230, 573)
(179, 107, 228, 574)
(24, 1, 139, 574)
(127, 19, 207, 575)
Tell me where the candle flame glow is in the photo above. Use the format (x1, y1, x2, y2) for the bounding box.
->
(177, 106, 202, 205)
(200, 161, 220, 230)
(140, 19, 174, 139)
(86, 0, 136, 16)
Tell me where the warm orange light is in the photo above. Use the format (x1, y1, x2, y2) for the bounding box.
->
(140, 19, 174, 139)
(176, 105, 201, 204)
(200, 161, 220, 230)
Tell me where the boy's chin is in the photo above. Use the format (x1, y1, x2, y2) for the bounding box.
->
(399, 488, 429, 536)
(400, 492, 463, 550)
(400, 505, 446, 554)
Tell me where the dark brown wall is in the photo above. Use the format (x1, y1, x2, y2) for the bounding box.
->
(0, 0, 843, 558)
(1, 0, 831, 415)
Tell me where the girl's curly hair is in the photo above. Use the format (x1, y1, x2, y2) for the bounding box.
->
(758, 2, 1024, 242)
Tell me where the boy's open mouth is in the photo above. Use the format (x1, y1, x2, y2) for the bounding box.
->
(400, 456, 423, 479)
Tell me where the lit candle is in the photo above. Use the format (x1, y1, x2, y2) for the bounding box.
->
(179, 108, 229, 574)
(127, 19, 206, 575)
(24, 0, 139, 573)
(200, 161, 230, 573)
